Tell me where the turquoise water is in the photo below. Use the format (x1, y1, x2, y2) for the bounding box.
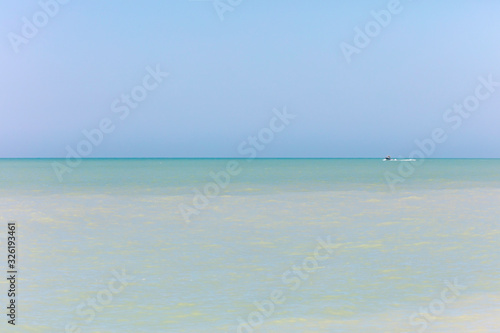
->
(0, 159, 499, 332)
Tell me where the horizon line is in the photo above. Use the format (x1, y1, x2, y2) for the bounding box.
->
(1, 157, 499, 160)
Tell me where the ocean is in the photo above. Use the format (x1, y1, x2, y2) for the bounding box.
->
(0, 158, 499, 332)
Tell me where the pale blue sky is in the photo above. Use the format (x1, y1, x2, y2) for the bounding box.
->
(1, 0, 499, 158)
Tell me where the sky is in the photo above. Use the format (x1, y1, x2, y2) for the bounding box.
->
(1, 0, 499, 158)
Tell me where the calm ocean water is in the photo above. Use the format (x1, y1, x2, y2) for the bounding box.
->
(0, 159, 499, 332)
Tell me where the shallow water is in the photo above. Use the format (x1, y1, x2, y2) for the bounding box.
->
(0, 159, 499, 332)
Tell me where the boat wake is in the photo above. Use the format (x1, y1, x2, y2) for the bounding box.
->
(383, 159, 416, 162)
